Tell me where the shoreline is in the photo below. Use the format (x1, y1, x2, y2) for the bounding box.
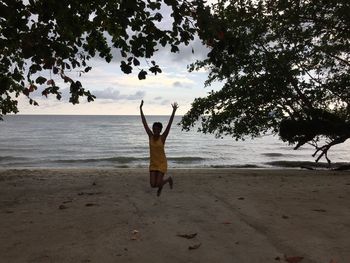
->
(1, 159, 349, 171)
(0, 165, 349, 170)
(1, 168, 349, 262)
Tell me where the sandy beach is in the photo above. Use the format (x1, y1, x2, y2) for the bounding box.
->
(0, 168, 349, 263)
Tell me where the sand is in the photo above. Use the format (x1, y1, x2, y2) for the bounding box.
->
(0, 168, 349, 263)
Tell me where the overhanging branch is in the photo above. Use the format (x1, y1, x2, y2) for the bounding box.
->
(312, 135, 349, 164)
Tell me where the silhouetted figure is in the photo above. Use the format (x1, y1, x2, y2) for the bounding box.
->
(140, 100, 178, 196)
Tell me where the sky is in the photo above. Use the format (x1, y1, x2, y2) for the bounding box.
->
(17, 2, 220, 116)
(18, 38, 218, 116)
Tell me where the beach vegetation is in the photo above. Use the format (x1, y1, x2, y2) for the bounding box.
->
(0, 0, 200, 118)
(180, 0, 350, 164)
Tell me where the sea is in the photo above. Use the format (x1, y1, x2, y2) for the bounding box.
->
(1, 115, 349, 169)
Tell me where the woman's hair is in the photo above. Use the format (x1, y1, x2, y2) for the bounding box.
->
(152, 122, 163, 131)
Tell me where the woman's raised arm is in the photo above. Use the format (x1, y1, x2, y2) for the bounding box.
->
(140, 100, 152, 136)
(162, 102, 178, 143)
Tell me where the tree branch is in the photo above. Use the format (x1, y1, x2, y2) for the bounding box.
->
(296, 62, 323, 86)
(325, 52, 350, 67)
(257, 41, 314, 110)
(312, 136, 349, 164)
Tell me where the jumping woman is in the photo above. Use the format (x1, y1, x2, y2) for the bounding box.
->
(140, 100, 178, 196)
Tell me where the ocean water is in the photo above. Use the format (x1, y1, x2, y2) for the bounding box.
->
(0, 115, 349, 169)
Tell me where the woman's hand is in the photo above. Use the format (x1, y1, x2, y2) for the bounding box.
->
(140, 100, 144, 109)
(171, 102, 179, 111)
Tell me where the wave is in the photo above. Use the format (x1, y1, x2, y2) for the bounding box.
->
(0, 155, 206, 168)
(168, 157, 205, 163)
(0, 156, 31, 161)
(54, 156, 148, 164)
(210, 164, 262, 168)
(262, 152, 301, 158)
(52, 156, 205, 164)
(262, 153, 285, 157)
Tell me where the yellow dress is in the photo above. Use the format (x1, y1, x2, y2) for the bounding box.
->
(149, 136, 167, 174)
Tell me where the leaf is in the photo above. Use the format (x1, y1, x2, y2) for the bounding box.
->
(120, 61, 132, 74)
(47, 79, 55, 86)
(85, 203, 97, 207)
(177, 233, 197, 239)
(84, 66, 92, 72)
(154, 12, 163, 21)
(138, 70, 147, 80)
(23, 88, 30, 96)
(63, 76, 73, 83)
(35, 76, 47, 85)
(133, 58, 140, 66)
(149, 65, 162, 75)
(59, 204, 68, 209)
(130, 229, 141, 240)
(171, 45, 179, 53)
(121, 50, 127, 57)
(87, 95, 95, 102)
(13, 67, 23, 81)
(105, 54, 112, 63)
(42, 90, 49, 98)
(28, 84, 36, 92)
(284, 255, 304, 263)
(188, 243, 201, 250)
(313, 209, 327, 212)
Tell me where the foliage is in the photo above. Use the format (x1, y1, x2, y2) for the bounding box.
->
(181, 0, 350, 163)
(0, 0, 201, 118)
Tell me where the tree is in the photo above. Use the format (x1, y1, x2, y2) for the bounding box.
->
(181, 0, 350, 164)
(0, 0, 201, 119)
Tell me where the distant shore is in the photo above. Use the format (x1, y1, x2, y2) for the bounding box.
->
(1, 168, 349, 263)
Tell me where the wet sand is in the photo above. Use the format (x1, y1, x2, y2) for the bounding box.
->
(0, 168, 349, 263)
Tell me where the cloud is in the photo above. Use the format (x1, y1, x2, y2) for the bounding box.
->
(173, 81, 182, 87)
(109, 73, 196, 89)
(92, 88, 145, 101)
(160, 99, 170, 105)
(171, 81, 193, 88)
(28, 86, 145, 104)
(150, 96, 169, 106)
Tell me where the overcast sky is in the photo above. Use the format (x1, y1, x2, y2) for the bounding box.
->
(17, 2, 220, 116)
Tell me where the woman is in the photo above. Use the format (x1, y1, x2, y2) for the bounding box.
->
(140, 100, 178, 196)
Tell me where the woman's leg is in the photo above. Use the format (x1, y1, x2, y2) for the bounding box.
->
(155, 172, 173, 196)
(149, 171, 158, 188)
(155, 171, 164, 196)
